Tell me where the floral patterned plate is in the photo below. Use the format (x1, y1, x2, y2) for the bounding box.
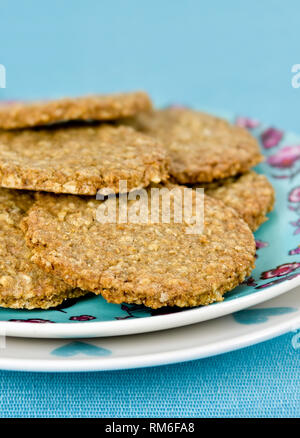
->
(0, 110, 299, 339)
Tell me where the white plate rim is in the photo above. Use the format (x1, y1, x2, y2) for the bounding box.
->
(0, 287, 300, 372)
(1, 275, 299, 339)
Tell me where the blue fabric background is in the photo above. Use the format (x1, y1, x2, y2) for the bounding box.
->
(0, 333, 299, 418)
(0, 0, 300, 418)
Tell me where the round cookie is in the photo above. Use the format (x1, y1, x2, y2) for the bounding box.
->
(123, 108, 263, 183)
(0, 188, 88, 309)
(0, 124, 169, 195)
(0, 91, 152, 130)
(22, 187, 256, 309)
(200, 171, 275, 231)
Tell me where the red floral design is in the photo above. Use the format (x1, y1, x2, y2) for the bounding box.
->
(235, 116, 260, 129)
(267, 145, 300, 168)
(243, 277, 258, 287)
(289, 246, 300, 255)
(260, 262, 300, 279)
(69, 315, 96, 321)
(9, 318, 54, 323)
(290, 218, 300, 235)
(255, 239, 268, 249)
(256, 273, 300, 289)
(289, 187, 300, 203)
(261, 127, 283, 149)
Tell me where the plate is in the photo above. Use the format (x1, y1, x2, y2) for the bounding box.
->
(0, 110, 299, 338)
(0, 285, 299, 372)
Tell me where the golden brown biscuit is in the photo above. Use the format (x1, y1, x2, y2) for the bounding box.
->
(0, 124, 169, 195)
(0, 91, 152, 129)
(22, 187, 256, 309)
(122, 108, 263, 183)
(0, 188, 88, 309)
(199, 171, 275, 231)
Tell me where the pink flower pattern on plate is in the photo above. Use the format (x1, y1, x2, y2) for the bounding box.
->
(289, 187, 300, 203)
(260, 262, 300, 280)
(255, 240, 269, 249)
(69, 315, 96, 321)
(235, 116, 260, 129)
(289, 246, 300, 255)
(9, 318, 54, 323)
(261, 127, 283, 149)
(267, 145, 300, 168)
(290, 218, 300, 235)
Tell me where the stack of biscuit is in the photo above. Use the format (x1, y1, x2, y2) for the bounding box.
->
(0, 92, 274, 310)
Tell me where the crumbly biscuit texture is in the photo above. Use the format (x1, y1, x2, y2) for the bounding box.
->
(22, 187, 256, 309)
(0, 188, 87, 309)
(123, 108, 263, 183)
(200, 171, 275, 231)
(0, 124, 169, 194)
(0, 91, 152, 129)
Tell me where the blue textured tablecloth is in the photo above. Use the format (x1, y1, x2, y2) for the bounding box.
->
(0, 0, 300, 418)
(0, 333, 299, 417)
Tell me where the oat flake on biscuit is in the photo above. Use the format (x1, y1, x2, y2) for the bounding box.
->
(0, 188, 88, 309)
(122, 108, 263, 183)
(0, 91, 152, 130)
(0, 124, 169, 195)
(199, 171, 275, 231)
(22, 187, 256, 309)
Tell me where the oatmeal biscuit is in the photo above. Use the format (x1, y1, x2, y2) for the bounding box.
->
(0, 188, 87, 309)
(123, 108, 263, 183)
(22, 187, 256, 309)
(0, 91, 152, 129)
(0, 124, 169, 195)
(200, 171, 275, 231)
